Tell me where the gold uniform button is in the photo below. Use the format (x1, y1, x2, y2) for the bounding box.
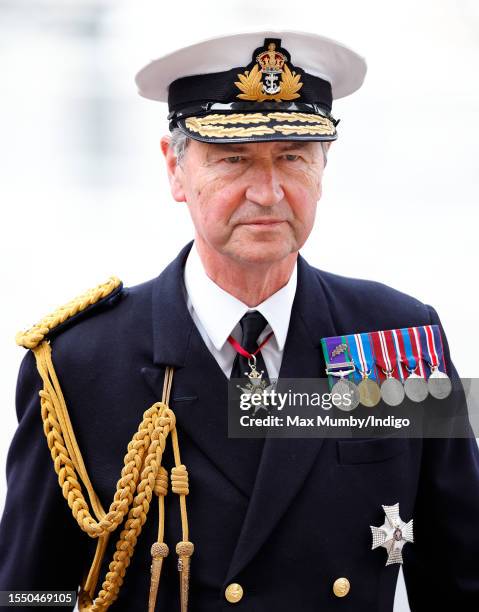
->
(225, 583, 244, 603)
(333, 577, 351, 598)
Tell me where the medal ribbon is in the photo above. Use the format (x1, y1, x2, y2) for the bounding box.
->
(398, 327, 426, 377)
(322, 336, 355, 388)
(227, 330, 274, 359)
(418, 324, 447, 375)
(410, 326, 426, 377)
(323, 336, 354, 366)
(432, 324, 448, 374)
(348, 333, 379, 383)
(391, 329, 406, 380)
(370, 330, 399, 382)
(322, 326, 446, 384)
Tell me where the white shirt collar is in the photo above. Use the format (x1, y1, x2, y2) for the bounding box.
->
(184, 241, 297, 352)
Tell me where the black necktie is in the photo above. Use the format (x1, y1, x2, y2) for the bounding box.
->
(230, 310, 270, 386)
(229, 311, 269, 493)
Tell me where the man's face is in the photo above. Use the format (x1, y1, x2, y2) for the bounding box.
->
(162, 137, 329, 266)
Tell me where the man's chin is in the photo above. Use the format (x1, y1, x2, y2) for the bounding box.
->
(227, 243, 294, 266)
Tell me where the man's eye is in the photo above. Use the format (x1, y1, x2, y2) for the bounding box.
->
(283, 154, 300, 161)
(224, 156, 243, 164)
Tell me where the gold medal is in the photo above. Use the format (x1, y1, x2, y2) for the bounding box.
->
(358, 376, 381, 407)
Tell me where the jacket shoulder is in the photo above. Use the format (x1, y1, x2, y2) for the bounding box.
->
(15, 276, 125, 349)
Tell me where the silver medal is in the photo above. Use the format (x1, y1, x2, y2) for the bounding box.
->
(404, 371, 428, 402)
(427, 367, 452, 400)
(331, 378, 360, 411)
(326, 363, 360, 411)
(380, 376, 405, 406)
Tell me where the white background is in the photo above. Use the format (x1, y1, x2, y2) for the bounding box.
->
(0, 1, 478, 610)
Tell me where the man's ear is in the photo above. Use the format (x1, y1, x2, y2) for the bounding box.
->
(161, 135, 186, 202)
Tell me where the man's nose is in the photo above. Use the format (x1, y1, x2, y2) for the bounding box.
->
(244, 161, 284, 206)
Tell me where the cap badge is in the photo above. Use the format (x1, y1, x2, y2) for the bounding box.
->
(235, 41, 303, 102)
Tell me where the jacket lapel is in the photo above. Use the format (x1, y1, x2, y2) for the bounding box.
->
(141, 240, 265, 498)
(225, 253, 340, 580)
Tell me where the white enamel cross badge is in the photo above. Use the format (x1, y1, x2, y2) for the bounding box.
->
(370, 503, 414, 565)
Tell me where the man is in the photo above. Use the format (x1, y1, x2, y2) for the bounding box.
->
(1, 30, 478, 612)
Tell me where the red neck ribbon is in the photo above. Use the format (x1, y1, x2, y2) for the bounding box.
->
(227, 330, 274, 358)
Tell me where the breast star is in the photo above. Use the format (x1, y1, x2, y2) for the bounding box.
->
(370, 502, 414, 565)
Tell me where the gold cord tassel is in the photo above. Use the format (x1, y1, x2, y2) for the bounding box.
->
(148, 541, 169, 612)
(171, 459, 193, 611)
(176, 541, 194, 612)
(147, 465, 169, 612)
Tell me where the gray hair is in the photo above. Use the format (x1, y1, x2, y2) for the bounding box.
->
(169, 127, 328, 166)
(170, 128, 191, 164)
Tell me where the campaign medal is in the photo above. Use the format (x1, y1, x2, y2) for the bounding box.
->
(399, 328, 429, 402)
(350, 333, 381, 407)
(324, 337, 360, 411)
(370, 503, 414, 565)
(418, 325, 452, 400)
(328, 365, 360, 411)
(371, 330, 405, 406)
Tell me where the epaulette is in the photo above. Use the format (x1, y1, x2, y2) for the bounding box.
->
(16, 276, 124, 349)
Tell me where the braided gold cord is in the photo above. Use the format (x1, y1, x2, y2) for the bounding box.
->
(16, 276, 121, 349)
(29, 339, 186, 611)
(79, 407, 176, 611)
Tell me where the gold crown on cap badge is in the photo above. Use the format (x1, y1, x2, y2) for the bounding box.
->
(235, 40, 303, 103)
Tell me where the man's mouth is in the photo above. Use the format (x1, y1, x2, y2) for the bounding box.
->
(240, 219, 285, 226)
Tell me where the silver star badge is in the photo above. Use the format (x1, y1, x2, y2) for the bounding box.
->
(370, 503, 414, 565)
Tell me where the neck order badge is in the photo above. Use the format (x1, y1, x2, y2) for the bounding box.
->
(228, 312, 276, 414)
(229, 335, 273, 382)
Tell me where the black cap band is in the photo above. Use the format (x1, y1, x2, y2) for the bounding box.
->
(168, 66, 333, 116)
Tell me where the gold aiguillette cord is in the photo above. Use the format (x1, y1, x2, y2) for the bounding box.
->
(148, 366, 194, 612)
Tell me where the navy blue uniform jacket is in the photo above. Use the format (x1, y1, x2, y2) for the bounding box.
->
(1, 240, 478, 611)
